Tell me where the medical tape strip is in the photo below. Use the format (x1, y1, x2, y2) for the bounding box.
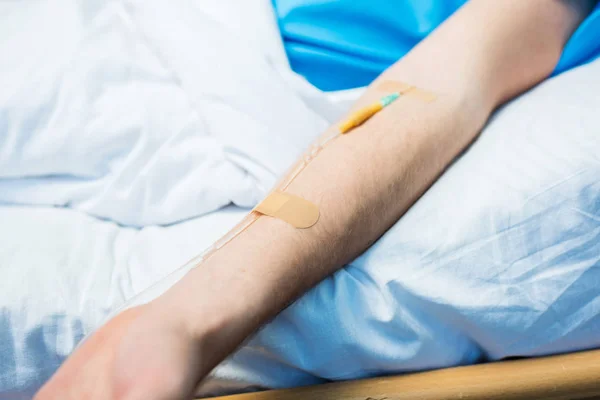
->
(377, 81, 437, 103)
(254, 190, 320, 229)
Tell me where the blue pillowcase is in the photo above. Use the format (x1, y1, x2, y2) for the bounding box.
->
(273, 0, 600, 91)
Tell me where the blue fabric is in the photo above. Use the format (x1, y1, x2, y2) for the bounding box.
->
(274, 0, 600, 91)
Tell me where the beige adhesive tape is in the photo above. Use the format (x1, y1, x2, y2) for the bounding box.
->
(254, 190, 320, 229)
(378, 80, 437, 103)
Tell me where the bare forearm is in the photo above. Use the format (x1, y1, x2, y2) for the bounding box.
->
(157, 0, 593, 375)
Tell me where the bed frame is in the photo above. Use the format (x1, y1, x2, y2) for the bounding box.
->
(211, 349, 600, 400)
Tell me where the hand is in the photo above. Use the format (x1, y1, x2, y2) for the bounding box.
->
(34, 303, 206, 400)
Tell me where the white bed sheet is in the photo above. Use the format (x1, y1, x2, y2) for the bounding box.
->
(0, 206, 247, 399)
(1, 0, 599, 398)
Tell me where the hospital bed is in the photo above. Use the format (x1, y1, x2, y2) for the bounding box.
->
(214, 349, 600, 400)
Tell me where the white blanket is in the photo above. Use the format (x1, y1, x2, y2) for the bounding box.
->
(0, 0, 331, 226)
(1, 1, 600, 398)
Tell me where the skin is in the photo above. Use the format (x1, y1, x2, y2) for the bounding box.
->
(35, 1, 596, 399)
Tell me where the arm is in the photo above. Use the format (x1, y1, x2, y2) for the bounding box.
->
(36, 1, 596, 399)
(167, 0, 595, 371)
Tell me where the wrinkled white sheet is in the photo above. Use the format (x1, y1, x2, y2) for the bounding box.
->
(1, 0, 600, 398)
(0, 0, 330, 226)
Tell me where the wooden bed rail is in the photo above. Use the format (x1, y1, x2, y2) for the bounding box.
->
(212, 349, 600, 400)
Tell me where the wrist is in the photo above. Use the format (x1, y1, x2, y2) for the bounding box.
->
(155, 262, 252, 345)
(150, 273, 247, 374)
(155, 216, 302, 357)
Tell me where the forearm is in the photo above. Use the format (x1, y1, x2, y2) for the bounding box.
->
(156, 0, 593, 375)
